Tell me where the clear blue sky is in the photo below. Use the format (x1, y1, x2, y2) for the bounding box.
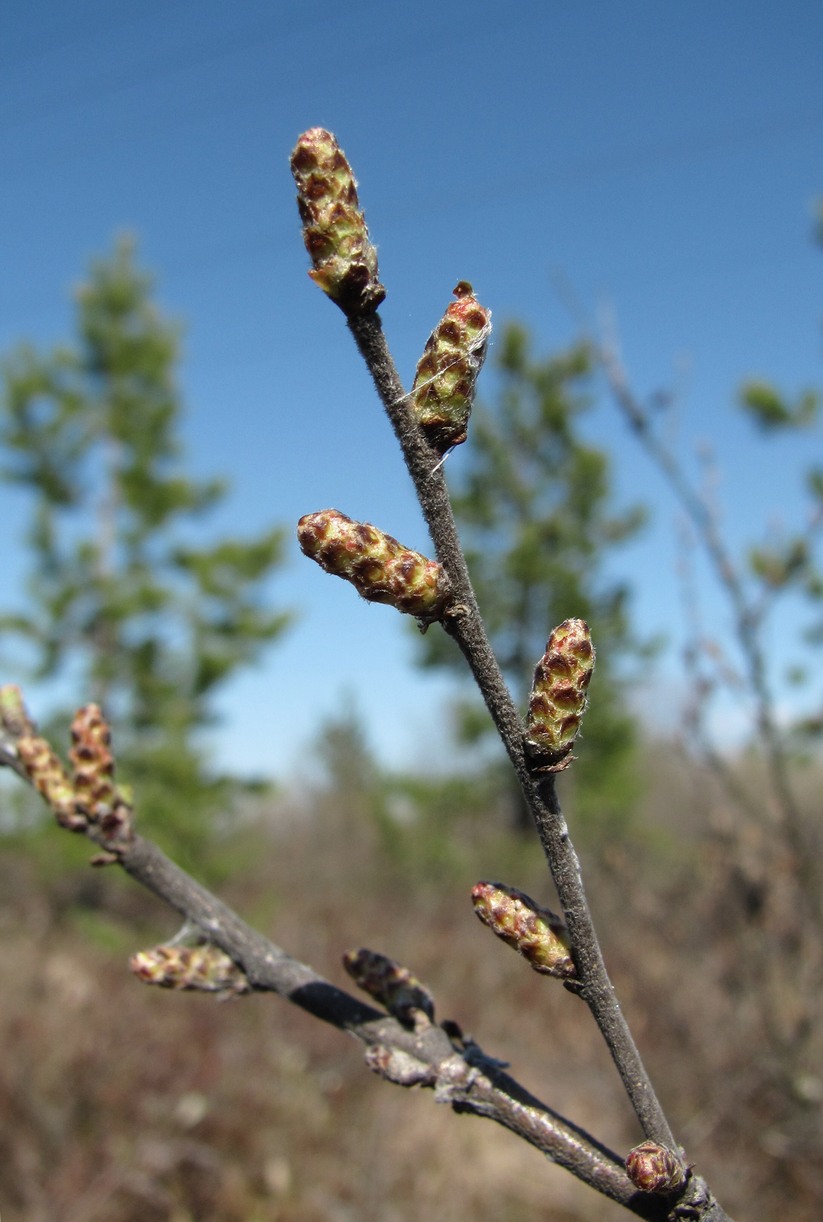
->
(1, 1, 822, 777)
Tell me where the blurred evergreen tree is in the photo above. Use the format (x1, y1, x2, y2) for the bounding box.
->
(0, 237, 291, 867)
(737, 345, 823, 741)
(417, 322, 647, 836)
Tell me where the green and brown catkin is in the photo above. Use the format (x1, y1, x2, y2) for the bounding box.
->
(69, 704, 134, 847)
(16, 733, 84, 830)
(69, 704, 117, 818)
(297, 509, 450, 622)
(410, 281, 492, 453)
(471, 881, 576, 980)
(524, 618, 595, 771)
(290, 127, 385, 314)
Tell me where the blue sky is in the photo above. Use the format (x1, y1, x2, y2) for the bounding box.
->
(1, 1, 822, 777)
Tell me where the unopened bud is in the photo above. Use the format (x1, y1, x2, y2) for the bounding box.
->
(471, 881, 576, 979)
(625, 1141, 687, 1194)
(297, 509, 449, 622)
(290, 127, 385, 314)
(130, 944, 251, 995)
(343, 947, 435, 1025)
(410, 281, 492, 453)
(16, 734, 85, 830)
(70, 705, 115, 812)
(525, 618, 595, 771)
(69, 705, 134, 846)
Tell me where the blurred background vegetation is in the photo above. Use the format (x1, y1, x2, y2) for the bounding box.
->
(0, 237, 821, 1220)
(0, 239, 291, 873)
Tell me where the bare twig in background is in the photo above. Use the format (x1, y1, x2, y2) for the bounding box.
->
(599, 324, 812, 872)
(594, 314, 823, 1198)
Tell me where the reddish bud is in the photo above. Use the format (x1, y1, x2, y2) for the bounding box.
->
(625, 1141, 687, 1194)
(69, 705, 134, 848)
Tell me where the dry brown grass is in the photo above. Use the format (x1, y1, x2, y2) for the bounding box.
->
(0, 747, 820, 1220)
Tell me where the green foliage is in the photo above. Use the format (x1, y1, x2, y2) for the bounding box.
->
(738, 379, 819, 432)
(418, 322, 646, 835)
(748, 538, 812, 590)
(0, 237, 292, 866)
(735, 221, 823, 739)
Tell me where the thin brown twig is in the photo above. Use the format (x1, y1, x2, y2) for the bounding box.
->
(558, 273, 822, 826)
(599, 335, 811, 871)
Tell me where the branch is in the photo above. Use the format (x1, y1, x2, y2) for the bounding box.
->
(598, 335, 815, 904)
(346, 312, 679, 1148)
(0, 126, 740, 1221)
(0, 733, 688, 1218)
(345, 309, 730, 1219)
(122, 831, 666, 1212)
(288, 148, 668, 1146)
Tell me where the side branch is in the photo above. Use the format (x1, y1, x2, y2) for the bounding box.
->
(0, 732, 662, 1216)
(113, 836, 700, 1218)
(115, 836, 607, 1155)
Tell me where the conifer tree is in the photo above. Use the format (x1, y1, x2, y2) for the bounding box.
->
(0, 237, 291, 864)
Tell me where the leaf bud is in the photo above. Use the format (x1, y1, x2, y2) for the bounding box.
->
(69, 705, 115, 811)
(625, 1141, 687, 1194)
(410, 281, 492, 453)
(290, 127, 385, 314)
(0, 684, 34, 738)
(69, 705, 134, 846)
(343, 947, 435, 1025)
(471, 881, 576, 979)
(524, 618, 595, 771)
(297, 509, 450, 622)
